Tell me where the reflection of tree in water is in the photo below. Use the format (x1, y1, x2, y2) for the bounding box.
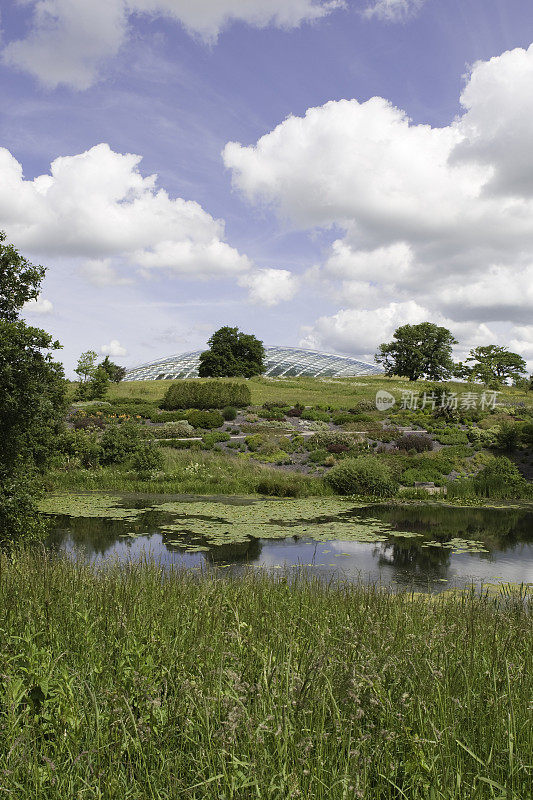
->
(357, 505, 533, 548)
(46, 515, 147, 558)
(205, 537, 262, 565)
(377, 539, 451, 582)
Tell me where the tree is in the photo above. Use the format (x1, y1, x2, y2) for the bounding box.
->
(375, 323, 457, 382)
(75, 350, 98, 383)
(198, 326, 265, 378)
(460, 345, 527, 387)
(0, 230, 45, 321)
(100, 355, 126, 383)
(0, 233, 66, 541)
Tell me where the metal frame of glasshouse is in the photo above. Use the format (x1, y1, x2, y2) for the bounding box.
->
(124, 346, 382, 381)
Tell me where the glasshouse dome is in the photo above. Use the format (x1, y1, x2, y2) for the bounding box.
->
(124, 346, 382, 381)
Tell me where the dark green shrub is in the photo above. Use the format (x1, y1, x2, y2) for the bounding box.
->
(161, 380, 251, 410)
(131, 443, 164, 476)
(258, 409, 286, 421)
(245, 434, 265, 452)
(326, 457, 397, 497)
(57, 429, 101, 469)
(496, 422, 522, 452)
(473, 457, 531, 499)
(150, 411, 189, 423)
(435, 429, 469, 445)
(222, 406, 238, 421)
(186, 410, 224, 430)
(256, 477, 302, 497)
(100, 422, 143, 465)
(301, 409, 331, 422)
(202, 432, 231, 448)
(401, 467, 444, 486)
(396, 433, 434, 452)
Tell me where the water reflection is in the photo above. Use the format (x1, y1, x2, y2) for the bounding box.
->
(46, 503, 533, 592)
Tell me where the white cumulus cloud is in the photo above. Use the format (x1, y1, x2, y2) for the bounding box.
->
(239, 268, 299, 306)
(2, 0, 343, 89)
(224, 42, 533, 362)
(0, 142, 250, 282)
(22, 295, 54, 315)
(101, 339, 128, 357)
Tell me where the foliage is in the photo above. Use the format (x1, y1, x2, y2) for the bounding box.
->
(0, 555, 530, 799)
(401, 467, 445, 486)
(301, 409, 331, 422)
(222, 406, 238, 421)
(130, 442, 164, 476)
(326, 457, 398, 497)
(307, 431, 354, 452)
(162, 379, 251, 410)
(457, 345, 527, 387)
(70, 411, 107, 430)
(434, 429, 469, 445)
(0, 230, 46, 321)
(100, 422, 144, 465)
(473, 457, 531, 499)
(74, 350, 98, 383)
(201, 432, 231, 448)
(198, 326, 265, 378)
(245, 434, 266, 452)
(495, 422, 522, 452)
(376, 322, 457, 381)
(57, 429, 101, 469)
(186, 410, 224, 430)
(99, 356, 126, 383)
(150, 420, 195, 438)
(0, 318, 66, 540)
(396, 432, 434, 452)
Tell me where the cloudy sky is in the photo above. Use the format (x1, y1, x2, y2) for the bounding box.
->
(1, 0, 533, 375)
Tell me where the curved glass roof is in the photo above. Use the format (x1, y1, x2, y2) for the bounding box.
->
(125, 346, 382, 381)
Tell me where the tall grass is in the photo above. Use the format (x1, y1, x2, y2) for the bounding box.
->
(0, 552, 530, 799)
(46, 447, 330, 497)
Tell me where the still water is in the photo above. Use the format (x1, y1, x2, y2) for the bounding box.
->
(46, 497, 533, 593)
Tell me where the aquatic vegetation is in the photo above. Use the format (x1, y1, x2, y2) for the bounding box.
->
(38, 493, 145, 520)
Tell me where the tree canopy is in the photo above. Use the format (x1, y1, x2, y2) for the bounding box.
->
(198, 326, 265, 378)
(0, 231, 66, 541)
(375, 323, 457, 382)
(455, 345, 527, 387)
(0, 230, 46, 322)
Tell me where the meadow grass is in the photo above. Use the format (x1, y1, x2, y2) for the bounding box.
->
(46, 447, 330, 496)
(0, 551, 530, 799)
(94, 375, 533, 412)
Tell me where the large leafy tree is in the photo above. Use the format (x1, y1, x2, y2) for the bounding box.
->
(375, 322, 457, 382)
(0, 231, 66, 541)
(0, 230, 45, 321)
(456, 345, 527, 387)
(100, 356, 126, 383)
(199, 326, 265, 378)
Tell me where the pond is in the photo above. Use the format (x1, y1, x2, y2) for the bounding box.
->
(42, 493, 533, 593)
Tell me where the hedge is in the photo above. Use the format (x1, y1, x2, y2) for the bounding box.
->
(161, 380, 251, 410)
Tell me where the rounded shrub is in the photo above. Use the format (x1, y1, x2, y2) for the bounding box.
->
(131, 443, 164, 476)
(186, 410, 224, 430)
(326, 457, 397, 497)
(396, 433, 434, 453)
(222, 406, 238, 421)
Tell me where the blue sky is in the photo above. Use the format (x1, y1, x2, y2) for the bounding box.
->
(1, 0, 533, 375)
